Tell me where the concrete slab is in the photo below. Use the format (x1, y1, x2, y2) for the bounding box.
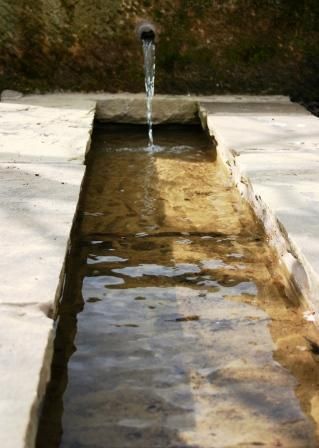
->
(3, 92, 291, 124)
(0, 307, 53, 448)
(0, 102, 95, 163)
(200, 99, 319, 319)
(200, 100, 309, 116)
(3, 92, 289, 105)
(0, 95, 95, 447)
(205, 113, 319, 153)
(0, 162, 85, 309)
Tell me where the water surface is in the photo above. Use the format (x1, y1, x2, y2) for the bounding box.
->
(37, 125, 319, 448)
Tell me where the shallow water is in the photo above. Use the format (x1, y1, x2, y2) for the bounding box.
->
(37, 125, 319, 448)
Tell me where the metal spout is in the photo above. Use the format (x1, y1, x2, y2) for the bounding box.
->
(137, 22, 156, 42)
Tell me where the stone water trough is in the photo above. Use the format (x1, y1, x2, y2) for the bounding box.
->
(1, 92, 319, 448)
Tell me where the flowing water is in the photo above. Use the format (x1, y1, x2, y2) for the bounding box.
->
(142, 39, 155, 147)
(37, 125, 319, 448)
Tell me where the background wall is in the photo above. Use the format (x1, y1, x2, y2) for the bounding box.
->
(0, 0, 318, 100)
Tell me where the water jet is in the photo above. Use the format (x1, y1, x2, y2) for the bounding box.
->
(138, 22, 156, 148)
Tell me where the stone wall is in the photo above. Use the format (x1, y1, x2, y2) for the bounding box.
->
(0, 0, 318, 99)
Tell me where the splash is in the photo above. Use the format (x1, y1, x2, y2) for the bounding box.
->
(142, 39, 156, 148)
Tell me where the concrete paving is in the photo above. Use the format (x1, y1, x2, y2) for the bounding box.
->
(1, 91, 199, 124)
(0, 162, 85, 307)
(1, 92, 319, 447)
(0, 98, 95, 447)
(0, 307, 53, 448)
(0, 102, 94, 163)
(2, 91, 292, 124)
(200, 99, 319, 320)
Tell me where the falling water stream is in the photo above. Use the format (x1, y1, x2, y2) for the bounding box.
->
(142, 38, 156, 147)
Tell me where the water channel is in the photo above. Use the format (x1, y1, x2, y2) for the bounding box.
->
(37, 124, 319, 448)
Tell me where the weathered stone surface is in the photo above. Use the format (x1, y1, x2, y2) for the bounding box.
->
(0, 102, 95, 163)
(0, 89, 23, 100)
(0, 162, 85, 309)
(0, 1, 318, 100)
(201, 98, 319, 319)
(96, 95, 199, 124)
(2, 92, 98, 111)
(200, 99, 310, 117)
(0, 308, 53, 448)
(5, 93, 295, 125)
(3, 92, 199, 124)
(0, 97, 95, 447)
(1, 93, 319, 447)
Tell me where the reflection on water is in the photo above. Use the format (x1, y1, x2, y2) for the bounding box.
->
(37, 125, 319, 448)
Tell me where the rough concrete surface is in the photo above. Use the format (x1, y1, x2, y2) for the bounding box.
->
(0, 96, 95, 447)
(3, 92, 199, 124)
(0, 162, 85, 308)
(0, 308, 53, 448)
(0, 102, 95, 163)
(4, 92, 292, 124)
(200, 98, 319, 319)
(1, 93, 319, 447)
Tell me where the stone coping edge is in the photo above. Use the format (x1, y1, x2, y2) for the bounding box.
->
(199, 107, 319, 325)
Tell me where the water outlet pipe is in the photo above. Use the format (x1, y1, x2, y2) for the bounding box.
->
(137, 22, 156, 42)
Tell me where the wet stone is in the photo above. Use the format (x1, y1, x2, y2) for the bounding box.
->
(37, 125, 319, 448)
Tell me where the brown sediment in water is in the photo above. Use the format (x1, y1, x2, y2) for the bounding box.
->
(37, 124, 319, 448)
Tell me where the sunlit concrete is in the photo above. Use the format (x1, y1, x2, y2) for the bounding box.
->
(200, 99, 319, 320)
(0, 163, 85, 308)
(0, 307, 53, 448)
(0, 102, 94, 163)
(0, 97, 95, 447)
(2, 91, 291, 124)
(1, 92, 319, 447)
